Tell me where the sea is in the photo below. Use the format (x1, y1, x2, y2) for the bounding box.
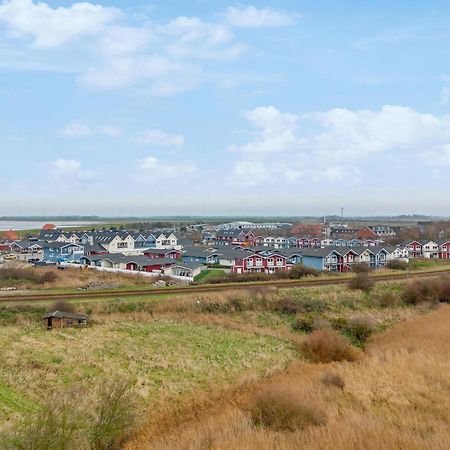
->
(0, 221, 99, 231)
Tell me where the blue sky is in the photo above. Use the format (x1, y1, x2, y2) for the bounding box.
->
(1, 0, 450, 216)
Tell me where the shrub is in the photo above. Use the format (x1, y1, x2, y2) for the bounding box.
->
(371, 290, 400, 308)
(352, 263, 371, 274)
(312, 316, 331, 330)
(291, 315, 314, 332)
(38, 270, 58, 284)
(295, 297, 328, 314)
(386, 259, 408, 270)
(328, 316, 348, 331)
(436, 278, 450, 303)
(321, 372, 345, 389)
(349, 272, 374, 292)
(402, 279, 440, 305)
(346, 315, 376, 344)
(274, 297, 300, 315)
(250, 387, 326, 431)
(289, 265, 319, 279)
(300, 329, 359, 363)
(90, 381, 136, 450)
(9, 394, 87, 450)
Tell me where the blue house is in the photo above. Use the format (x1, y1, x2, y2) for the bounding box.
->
(42, 242, 84, 263)
(145, 233, 157, 248)
(302, 248, 343, 272)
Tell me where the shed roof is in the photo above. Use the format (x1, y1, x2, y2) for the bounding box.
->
(43, 311, 88, 320)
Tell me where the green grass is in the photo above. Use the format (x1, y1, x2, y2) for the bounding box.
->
(0, 319, 294, 432)
(194, 269, 226, 284)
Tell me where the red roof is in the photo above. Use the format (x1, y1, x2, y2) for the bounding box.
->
(0, 230, 20, 240)
(42, 223, 56, 230)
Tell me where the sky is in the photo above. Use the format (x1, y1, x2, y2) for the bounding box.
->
(1, 0, 450, 217)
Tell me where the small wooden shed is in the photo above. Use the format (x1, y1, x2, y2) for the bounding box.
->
(43, 311, 89, 329)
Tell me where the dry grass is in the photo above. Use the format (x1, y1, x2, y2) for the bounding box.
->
(249, 386, 326, 431)
(0, 265, 153, 291)
(126, 305, 450, 450)
(300, 328, 361, 363)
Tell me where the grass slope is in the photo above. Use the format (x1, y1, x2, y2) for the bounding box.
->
(0, 319, 293, 434)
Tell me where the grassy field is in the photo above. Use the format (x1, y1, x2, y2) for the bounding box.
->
(130, 305, 450, 450)
(0, 315, 293, 438)
(0, 274, 448, 449)
(193, 269, 226, 283)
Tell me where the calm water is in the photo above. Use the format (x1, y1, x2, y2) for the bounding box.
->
(0, 221, 99, 231)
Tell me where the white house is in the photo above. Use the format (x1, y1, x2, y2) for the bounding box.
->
(422, 240, 440, 259)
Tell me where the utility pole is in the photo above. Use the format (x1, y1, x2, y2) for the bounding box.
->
(341, 207, 344, 219)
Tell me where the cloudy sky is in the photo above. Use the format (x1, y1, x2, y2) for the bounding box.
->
(1, 0, 450, 216)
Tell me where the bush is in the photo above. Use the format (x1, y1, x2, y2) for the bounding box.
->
(312, 316, 331, 330)
(90, 381, 136, 450)
(291, 315, 314, 332)
(250, 387, 326, 431)
(402, 279, 440, 305)
(349, 272, 374, 292)
(9, 393, 87, 450)
(289, 265, 320, 279)
(346, 315, 376, 343)
(274, 297, 300, 315)
(371, 290, 400, 308)
(352, 263, 371, 274)
(38, 271, 58, 283)
(321, 372, 345, 389)
(386, 259, 408, 270)
(300, 329, 359, 363)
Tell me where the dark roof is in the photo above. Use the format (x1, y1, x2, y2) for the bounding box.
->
(302, 248, 343, 258)
(171, 261, 203, 270)
(43, 311, 88, 320)
(144, 248, 180, 255)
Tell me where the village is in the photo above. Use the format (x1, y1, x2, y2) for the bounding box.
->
(0, 220, 449, 282)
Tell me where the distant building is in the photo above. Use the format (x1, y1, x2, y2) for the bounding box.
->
(43, 311, 88, 329)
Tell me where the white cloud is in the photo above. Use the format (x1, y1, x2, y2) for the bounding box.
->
(134, 129, 185, 148)
(140, 156, 197, 178)
(98, 125, 121, 137)
(311, 166, 362, 184)
(79, 55, 203, 95)
(225, 6, 297, 28)
(0, 2, 295, 95)
(58, 121, 121, 138)
(98, 25, 152, 56)
(58, 121, 92, 137)
(161, 16, 246, 61)
(228, 106, 300, 153)
(0, 0, 119, 48)
(305, 106, 450, 160)
(232, 160, 268, 186)
(227, 105, 450, 187)
(48, 158, 95, 180)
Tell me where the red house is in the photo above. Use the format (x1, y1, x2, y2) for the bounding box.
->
(232, 253, 290, 274)
(439, 241, 450, 259)
(406, 241, 423, 258)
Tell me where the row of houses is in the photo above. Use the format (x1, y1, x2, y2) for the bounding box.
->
(80, 254, 203, 278)
(212, 229, 386, 249)
(38, 230, 183, 252)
